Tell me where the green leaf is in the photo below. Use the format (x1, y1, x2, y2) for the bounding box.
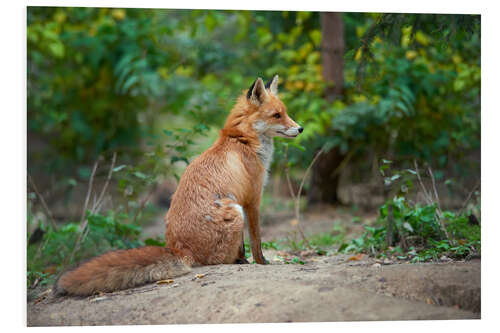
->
(287, 141, 306, 152)
(112, 165, 127, 172)
(171, 156, 189, 164)
(133, 171, 147, 179)
(337, 243, 348, 252)
(144, 238, 166, 247)
(48, 42, 65, 58)
(403, 222, 414, 233)
(391, 174, 401, 181)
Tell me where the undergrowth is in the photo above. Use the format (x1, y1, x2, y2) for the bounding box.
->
(338, 196, 481, 262)
(336, 160, 481, 262)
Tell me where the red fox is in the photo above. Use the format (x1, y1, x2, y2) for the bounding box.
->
(55, 75, 303, 296)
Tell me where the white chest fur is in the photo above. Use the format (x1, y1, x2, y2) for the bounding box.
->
(256, 134, 274, 186)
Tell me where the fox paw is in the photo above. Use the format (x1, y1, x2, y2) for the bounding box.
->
(256, 256, 269, 265)
(235, 258, 250, 264)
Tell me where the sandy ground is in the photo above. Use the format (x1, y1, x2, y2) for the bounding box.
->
(27, 205, 480, 326)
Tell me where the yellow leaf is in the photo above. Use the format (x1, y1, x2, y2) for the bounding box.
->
(175, 66, 194, 77)
(348, 253, 365, 261)
(356, 26, 365, 38)
(309, 30, 322, 47)
(54, 11, 67, 23)
(111, 9, 126, 21)
(354, 48, 362, 61)
(352, 94, 367, 103)
(294, 81, 305, 90)
(156, 279, 174, 285)
(401, 26, 412, 48)
(415, 31, 430, 46)
(406, 50, 418, 60)
(452, 54, 462, 65)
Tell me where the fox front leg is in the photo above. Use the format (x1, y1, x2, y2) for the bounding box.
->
(245, 205, 268, 264)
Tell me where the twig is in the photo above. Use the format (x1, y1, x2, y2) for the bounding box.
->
(413, 160, 450, 241)
(92, 152, 117, 213)
(284, 148, 323, 250)
(69, 154, 115, 266)
(426, 165, 450, 241)
(295, 149, 323, 222)
(28, 173, 58, 230)
(427, 166, 443, 216)
(131, 186, 156, 225)
(458, 181, 480, 216)
(413, 160, 433, 205)
(283, 146, 296, 201)
(80, 157, 100, 225)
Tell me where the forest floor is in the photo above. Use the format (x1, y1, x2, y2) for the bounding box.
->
(27, 205, 480, 326)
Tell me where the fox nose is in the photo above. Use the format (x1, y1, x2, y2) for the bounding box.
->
(298, 127, 303, 133)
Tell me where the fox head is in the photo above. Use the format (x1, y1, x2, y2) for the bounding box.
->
(224, 75, 303, 140)
(247, 75, 303, 138)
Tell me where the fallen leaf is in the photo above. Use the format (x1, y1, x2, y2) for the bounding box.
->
(156, 279, 174, 285)
(89, 296, 109, 303)
(348, 254, 365, 261)
(299, 250, 315, 257)
(383, 258, 393, 265)
(195, 273, 206, 279)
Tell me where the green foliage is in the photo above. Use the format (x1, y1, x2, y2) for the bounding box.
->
(339, 165, 481, 262)
(308, 224, 346, 248)
(340, 157, 480, 261)
(267, 12, 480, 183)
(27, 211, 144, 287)
(27, 8, 267, 180)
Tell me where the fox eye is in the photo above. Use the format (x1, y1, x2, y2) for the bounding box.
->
(273, 113, 281, 119)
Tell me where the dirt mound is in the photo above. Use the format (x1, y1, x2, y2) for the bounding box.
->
(27, 254, 480, 326)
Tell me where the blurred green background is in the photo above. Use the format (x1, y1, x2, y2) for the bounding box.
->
(27, 8, 480, 287)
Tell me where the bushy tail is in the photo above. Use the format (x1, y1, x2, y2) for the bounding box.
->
(54, 246, 192, 296)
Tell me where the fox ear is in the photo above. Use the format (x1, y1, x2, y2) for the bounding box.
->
(265, 74, 279, 95)
(247, 77, 268, 105)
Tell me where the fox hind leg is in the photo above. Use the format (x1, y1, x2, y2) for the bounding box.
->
(207, 197, 245, 264)
(235, 233, 249, 264)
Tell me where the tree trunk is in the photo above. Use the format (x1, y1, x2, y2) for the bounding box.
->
(308, 12, 345, 205)
(320, 12, 344, 101)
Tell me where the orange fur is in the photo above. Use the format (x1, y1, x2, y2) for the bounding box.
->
(55, 76, 302, 296)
